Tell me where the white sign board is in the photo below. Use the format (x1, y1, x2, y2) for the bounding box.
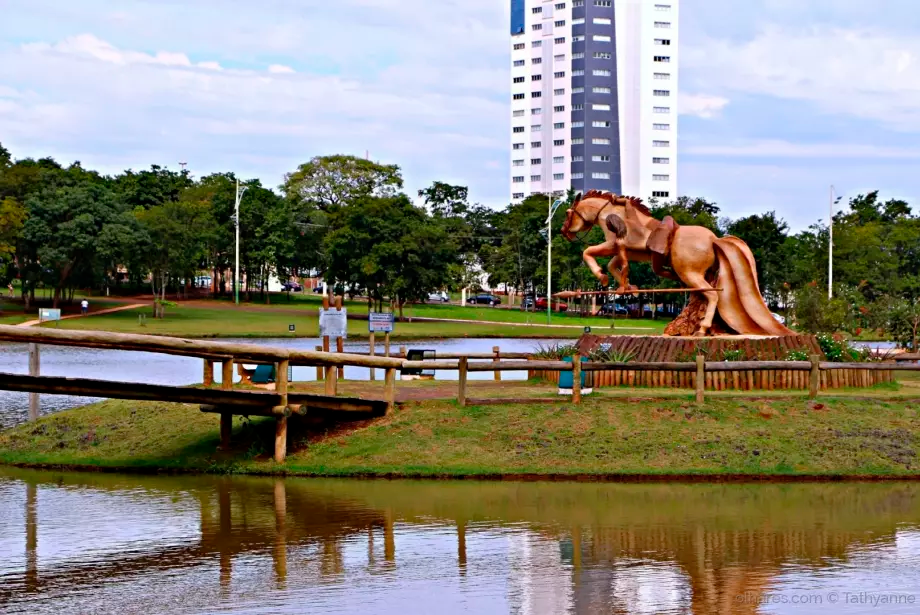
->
(368, 312, 395, 333)
(39, 308, 61, 322)
(319, 308, 347, 339)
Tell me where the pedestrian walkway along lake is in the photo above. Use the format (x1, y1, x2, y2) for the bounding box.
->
(0, 337, 559, 428)
(2, 470, 920, 614)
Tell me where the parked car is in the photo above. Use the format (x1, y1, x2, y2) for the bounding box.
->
(598, 302, 628, 316)
(771, 312, 786, 325)
(469, 293, 501, 306)
(427, 291, 449, 303)
(313, 284, 324, 294)
(521, 296, 535, 310)
(282, 282, 303, 292)
(535, 297, 568, 312)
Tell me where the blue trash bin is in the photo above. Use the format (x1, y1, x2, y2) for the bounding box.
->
(558, 356, 587, 389)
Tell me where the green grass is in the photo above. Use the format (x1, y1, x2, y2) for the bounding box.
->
(3, 392, 920, 477)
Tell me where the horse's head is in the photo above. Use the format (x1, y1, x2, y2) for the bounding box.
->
(562, 191, 650, 241)
(561, 192, 585, 241)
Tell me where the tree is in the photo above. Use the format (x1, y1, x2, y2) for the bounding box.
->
(791, 282, 851, 334)
(887, 298, 920, 351)
(726, 211, 789, 304)
(281, 155, 403, 212)
(114, 165, 193, 210)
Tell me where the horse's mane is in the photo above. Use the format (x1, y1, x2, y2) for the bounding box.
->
(578, 190, 651, 216)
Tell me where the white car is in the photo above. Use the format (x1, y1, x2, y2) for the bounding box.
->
(771, 312, 786, 325)
(428, 291, 449, 303)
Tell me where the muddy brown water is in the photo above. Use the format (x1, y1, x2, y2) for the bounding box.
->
(2, 469, 920, 613)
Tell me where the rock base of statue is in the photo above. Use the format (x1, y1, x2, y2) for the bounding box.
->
(526, 334, 894, 391)
(663, 293, 733, 336)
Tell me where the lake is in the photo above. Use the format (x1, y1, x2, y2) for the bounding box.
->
(2, 469, 920, 613)
(0, 337, 563, 429)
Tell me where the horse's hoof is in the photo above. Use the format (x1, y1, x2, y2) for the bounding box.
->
(598, 274, 609, 287)
(693, 329, 708, 337)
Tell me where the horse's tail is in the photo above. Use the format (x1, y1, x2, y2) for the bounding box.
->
(713, 236, 794, 336)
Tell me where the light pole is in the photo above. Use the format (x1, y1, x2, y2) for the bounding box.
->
(234, 178, 248, 305)
(546, 195, 564, 324)
(828, 185, 842, 299)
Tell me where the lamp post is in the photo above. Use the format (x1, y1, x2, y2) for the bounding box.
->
(234, 178, 248, 306)
(546, 195, 564, 324)
(828, 185, 842, 299)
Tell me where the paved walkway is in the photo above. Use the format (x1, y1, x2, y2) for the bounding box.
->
(18, 303, 146, 327)
(407, 315, 655, 330)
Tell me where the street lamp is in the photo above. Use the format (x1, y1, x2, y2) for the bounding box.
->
(546, 194, 565, 324)
(234, 178, 248, 305)
(828, 185, 843, 299)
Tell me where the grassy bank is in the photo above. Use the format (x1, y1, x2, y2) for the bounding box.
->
(2, 386, 920, 477)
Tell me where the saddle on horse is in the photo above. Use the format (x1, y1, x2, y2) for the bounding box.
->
(646, 216, 679, 280)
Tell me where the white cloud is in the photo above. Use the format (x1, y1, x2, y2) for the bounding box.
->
(686, 140, 920, 159)
(679, 93, 729, 119)
(267, 64, 295, 74)
(683, 25, 920, 131)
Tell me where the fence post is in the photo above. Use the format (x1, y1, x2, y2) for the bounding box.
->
(315, 345, 323, 380)
(335, 295, 344, 379)
(203, 359, 214, 387)
(274, 359, 290, 463)
(219, 359, 234, 449)
(572, 356, 582, 404)
(809, 355, 820, 399)
(384, 368, 396, 414)
(695, 354, 705, 404)
(385, 332, 391, 357)
(399, 345, 407, 359)
(28, 343, 40, 421)
(325, 362, 338, 396)
(458, 357, 468, 406)
(493, 346, 501, 381)
(369, 331, 376, 381)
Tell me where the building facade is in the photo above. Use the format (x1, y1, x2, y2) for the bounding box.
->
(509, 0, 678, 202)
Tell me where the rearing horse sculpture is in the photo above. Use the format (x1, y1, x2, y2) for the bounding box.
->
(560, 190, 793, 337)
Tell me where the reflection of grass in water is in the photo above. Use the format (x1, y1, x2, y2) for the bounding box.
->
(3, 392, 920, 477)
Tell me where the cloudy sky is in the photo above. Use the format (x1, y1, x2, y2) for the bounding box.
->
(1, 0, 918, 230)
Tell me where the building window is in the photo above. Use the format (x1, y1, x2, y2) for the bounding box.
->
(572, 69, 584, 76)
(554, 122, 565, 129)
(653, 157, 670, 163)
(572, 121, 584, 128)
(655, 4, 671, 10)
(653, 106, 670, 113)
(532, 40, 542, 47)
(655, 21, 671, 28)
(572, 17, 585, 25)
(654, 55, 670, 62)
(554, 54, 565, 62)
(533, 24, 542, 31)
(653, 174, 669, 181)
(513, 110, 524, 117)
(513, 127, 525, 133)
(654, 72, 670, 80)
(572, 52, 584, 59)
(532, 57, 542, 64)
(553, 139, 565, 146)
(532, 141, 542, 147)
(554, 88, 565, 95)
(532, 7, 542, 13)
(573, 0, 584, 5)
(554, 71, 565, 78)
(531, 175, 541, 181)
(513, 77, 525, 83)
(513, 43, 525, 50)
(654, 39, 671, 45)
(593, 35, 611, 42)
(572, 172, 584, 179)
(573, 155, 584, 161)
(592, 103, 611, 111)
(555, 2, 566, 8)
(592, 138, 610, 145)
(572, 138, 584, 144)
(652, 191, 669, 198)
(513, 192, 524, 199)
(653, 123, 670, 130)
(554, 105, 565, 112)
(572, 103, 584, 110)
(555, 20, 566, 27)
(513, 176, 524, 183)
(513, 159, 524, 166)
(555, 37, 566, 44)
(553, 173, 564, 180)
(531, 158, 542, 164)
(594, 0, 611, 5)
(532, 74, 542, 81)
(514, 59, 525, 67)
(553, 156, 564, 163)
(653, 140, 670, 147)
(513, 143, 524, 150)
(653, 89, 670, 96)
(513, 93, 525, 100)
(572, 86, 584, 93)
(532, 91, 542, 97)
(592, 172, 610, 179)
(594, 17, 611, 25)
(593, 69, 611, 76)
(592, 155, 610, 162)
(592, 86, 611, 94)
(592, 120, 610, 127)
(594, 52, 612, 59)
(573, 35, 585, 42)
(532, 108, 542, 115)
(532, 124, 542, 131)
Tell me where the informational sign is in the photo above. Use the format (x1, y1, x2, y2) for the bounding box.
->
(368, 312, 395, 333)
(319, 308, 347, 339)
(39, 308, 61, 322)
(288, 324, 296, 332)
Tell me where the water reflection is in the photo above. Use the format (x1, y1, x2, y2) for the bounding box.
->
(2, 471, 920, 614)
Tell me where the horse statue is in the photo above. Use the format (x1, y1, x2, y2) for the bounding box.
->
(560, 190, 794, 337)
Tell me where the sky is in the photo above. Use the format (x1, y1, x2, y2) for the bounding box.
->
(1, 0, 919, 231)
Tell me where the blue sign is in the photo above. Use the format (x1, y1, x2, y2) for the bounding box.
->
(39, 308, 61, 322)
(368, 312, 395, 333)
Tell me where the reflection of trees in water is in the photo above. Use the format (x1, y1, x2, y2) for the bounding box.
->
(6, 470, 920, 613)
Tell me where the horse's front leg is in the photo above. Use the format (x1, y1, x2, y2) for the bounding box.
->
(583, 243, 616, 287)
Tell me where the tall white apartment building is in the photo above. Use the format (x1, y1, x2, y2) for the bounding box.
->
(509, 0, 679, 202)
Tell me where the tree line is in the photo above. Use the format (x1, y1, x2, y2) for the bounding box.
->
(0, 144, 917, 347)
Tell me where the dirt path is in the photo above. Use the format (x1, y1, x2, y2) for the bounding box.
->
(18, 303, 147, 327)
